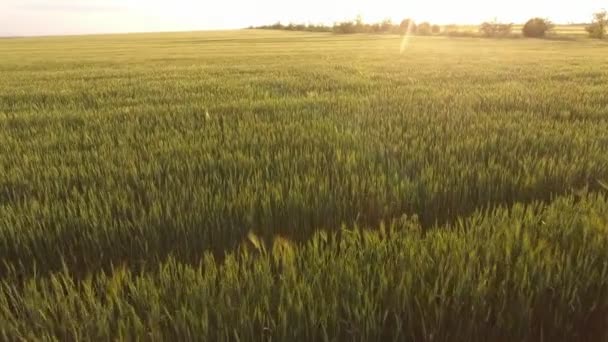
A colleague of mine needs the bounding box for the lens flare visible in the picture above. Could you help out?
[400,20,415,54]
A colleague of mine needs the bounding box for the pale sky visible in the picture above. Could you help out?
[0,0,605,36]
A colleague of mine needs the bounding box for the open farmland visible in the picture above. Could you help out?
[1,30,608,340]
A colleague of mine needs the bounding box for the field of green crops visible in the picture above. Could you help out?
[1,30,608,340]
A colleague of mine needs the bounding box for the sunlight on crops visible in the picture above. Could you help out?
[0,30,607,340]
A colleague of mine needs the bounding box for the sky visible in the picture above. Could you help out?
[0,0,605,36]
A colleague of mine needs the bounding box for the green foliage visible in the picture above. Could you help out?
[1,32,606,278]
[523,18,554,37]
[1,195,608,340]
[0,31,608,339]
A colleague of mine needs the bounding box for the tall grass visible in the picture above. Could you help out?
[2,194,608,340]
[0,31,607,339]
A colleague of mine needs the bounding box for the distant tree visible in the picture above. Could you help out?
[270,22,284,30]
[355,15,364,26]
[312,24,332,32]
[586,10,607,39]
[431,25,441,34]
[354,15,366,33]
[333,21,357,34]
[522,18,554,37]
[480,20,513,37]
[417,22,432,35]
[369,23,382,33]
[380,18,394,33]
[399,19,417,35]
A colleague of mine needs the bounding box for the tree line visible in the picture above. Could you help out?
[253,18,447,36]
[253,10,607,39]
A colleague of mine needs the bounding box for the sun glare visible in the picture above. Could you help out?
[399,20,415,54]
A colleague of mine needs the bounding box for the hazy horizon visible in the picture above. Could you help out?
[0,0,605,37]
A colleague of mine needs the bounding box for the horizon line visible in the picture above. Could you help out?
[0,20,592,39]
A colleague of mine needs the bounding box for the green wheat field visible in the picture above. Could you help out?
[1,30,608,340]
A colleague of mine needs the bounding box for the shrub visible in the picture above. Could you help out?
[480,21,513,37]
[432,25,441,34]
[522,18,554,37]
